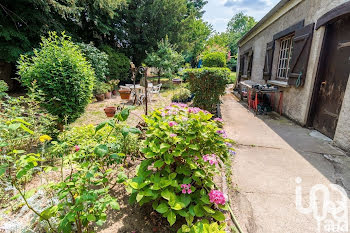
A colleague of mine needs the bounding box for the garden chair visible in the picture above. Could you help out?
[149,84,162,101]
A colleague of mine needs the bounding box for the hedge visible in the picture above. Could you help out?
[202,52,226,68]
[184,68,230,112]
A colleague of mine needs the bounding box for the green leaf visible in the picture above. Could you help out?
[189,144,199,150]
[160,143,171,152]
[154,160,164,168]
[110,200,120,210]
[194,204,204,217]
[95,122,107,133]
[167,210,176,226]
[136,193,144,202]
[121,127,130,137]
[19,124,34,135]
[185,215,194,225]
[116,108,131,121]
[94,144,109,157]
[87,214,96,222]
[171,202,183,210]
[203,205,215,214]
[155,203,169,214]
[161,189,172,201]
[181,224,191,232]
[40,206,58,220]
[129,127,142,134]
[212,210,226,221]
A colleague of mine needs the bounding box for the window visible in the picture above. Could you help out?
[276,35,294,79]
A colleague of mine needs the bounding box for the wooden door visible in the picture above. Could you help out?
[312,16,350,138]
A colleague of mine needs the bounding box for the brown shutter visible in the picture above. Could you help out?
[263,41,274,80]
[247,50,254,78]
[288,23,315,86]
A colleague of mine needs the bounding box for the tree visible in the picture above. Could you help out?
[186,0,208,18]
[226,12,257,55]
[0,0,126,63]
[179,16,212,66]
[145,38,184,83]
[112,0,188,66]
[226,12,257,70]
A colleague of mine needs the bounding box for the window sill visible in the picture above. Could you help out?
[267,80,289,88]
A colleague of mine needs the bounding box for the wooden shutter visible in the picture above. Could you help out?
[247,50,253,78]
[263,41,274,80]
[288,23,315,86]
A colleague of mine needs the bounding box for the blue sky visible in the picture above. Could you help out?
[203,0,280,33]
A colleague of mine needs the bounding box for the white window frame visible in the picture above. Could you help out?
[276,35,294,80]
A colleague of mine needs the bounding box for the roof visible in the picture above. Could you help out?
[238,0,291,45]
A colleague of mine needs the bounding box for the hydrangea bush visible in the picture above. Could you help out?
[128,103,235,228]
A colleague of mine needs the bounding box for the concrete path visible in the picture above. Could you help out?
[221,94,350,233]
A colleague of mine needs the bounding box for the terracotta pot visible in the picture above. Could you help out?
[95,94,105,102]
[104,106,116,117]
[119,89,131,100]
[105,92,112,99]
[112,90,117,95]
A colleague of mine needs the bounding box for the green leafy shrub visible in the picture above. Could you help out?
[145,37,184,81]
[78,42,109,82]
[0,83,58,152]
[171,88,191,103]
[0,80,8,98]
[18,32,95,124]
[93,81,110,95]
[100,45,130,83]
[128,103,235,228]
[202,52,226,68]
[183,68,230,112]
[178,220,227,233]
[0,107,141,232]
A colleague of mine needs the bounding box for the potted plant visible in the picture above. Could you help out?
[109,80,120,95]
[104,82,112,99]
[93,82,106,102]
[104,106,116,117]
[119,89,131,100]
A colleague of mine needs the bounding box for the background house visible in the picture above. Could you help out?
[237,0,350,151]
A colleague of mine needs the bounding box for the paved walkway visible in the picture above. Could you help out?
[221,94,350,233]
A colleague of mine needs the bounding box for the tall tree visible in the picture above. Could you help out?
[114,0,188,65]
[178,15,212,66]
[226,12,257,56]
[186,0,208,18]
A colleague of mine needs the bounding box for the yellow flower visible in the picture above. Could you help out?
[39,135,52,142]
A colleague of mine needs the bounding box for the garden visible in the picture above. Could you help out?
[0,30,240,233]
[0,1,258,232]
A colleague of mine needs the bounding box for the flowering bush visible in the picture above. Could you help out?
[128,103,235,227]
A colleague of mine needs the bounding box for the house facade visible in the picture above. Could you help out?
[237,0,350,151]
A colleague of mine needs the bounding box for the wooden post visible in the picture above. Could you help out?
[144,67,148,115]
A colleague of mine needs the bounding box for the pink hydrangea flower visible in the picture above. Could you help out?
[180,184,192,194]
[214,118,223,122]
[188,107,202,114]
[170,133,177,137]
[202,154,218,165]
[74,145,80,152]
[168,121,178,127]
[209,190,226,205]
